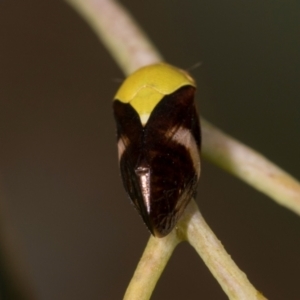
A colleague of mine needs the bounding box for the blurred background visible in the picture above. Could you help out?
[0,0,299,299]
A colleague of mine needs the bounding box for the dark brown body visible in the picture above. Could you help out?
[113,86,201,237]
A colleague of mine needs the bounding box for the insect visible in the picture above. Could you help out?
[113,63,201,237]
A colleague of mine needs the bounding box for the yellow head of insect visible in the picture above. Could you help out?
[114,63,196,125]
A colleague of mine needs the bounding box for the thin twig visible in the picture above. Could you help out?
[125,199,267,300]
[64,0,163,75]
[201,119,300,216]
[124,231,180,300]
[178,200,267,300]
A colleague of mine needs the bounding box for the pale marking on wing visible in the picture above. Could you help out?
[169,127,201,178]
[117,136,129,161]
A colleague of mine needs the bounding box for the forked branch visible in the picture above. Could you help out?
[65,0,300,299]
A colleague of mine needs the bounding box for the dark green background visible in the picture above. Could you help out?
[0,0,299,299]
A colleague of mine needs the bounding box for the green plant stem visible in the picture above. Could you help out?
[64,0,163,75]
[124,231,180,300]
[201,120,300,215]
[179,200,267,300]
[125,199,266,300]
